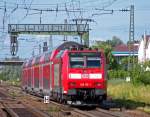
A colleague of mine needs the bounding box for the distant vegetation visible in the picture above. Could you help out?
[92,36,150,85]
[0,66,21,85]
[93,36,150,112]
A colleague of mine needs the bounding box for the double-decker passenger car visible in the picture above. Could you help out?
[22,42,107,105]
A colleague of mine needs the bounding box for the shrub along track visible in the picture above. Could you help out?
[1,83,150,117]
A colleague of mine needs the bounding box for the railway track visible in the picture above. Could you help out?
[21,93,128,117]
[1,84,149,117]
[0,87,50,117]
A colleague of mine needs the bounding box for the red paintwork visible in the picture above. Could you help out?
[22,48,106,96]
[60,50,107,94]
[43,64,50,89]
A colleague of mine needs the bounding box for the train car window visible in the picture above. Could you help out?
[35,56,40,65]
[87,57,101,68]
[70,52,100,57]
[56,50,64,58]
[69,52,101,68]
[70,57,84,68]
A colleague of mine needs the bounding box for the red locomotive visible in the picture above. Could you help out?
[22,42,107,105]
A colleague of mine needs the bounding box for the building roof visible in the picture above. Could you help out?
[113,44,139,52]
[112,43,139,57]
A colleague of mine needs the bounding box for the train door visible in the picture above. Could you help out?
[43,63,50,94]
[39,64,43,90]
[25,69,28,88]
[31,66,34,89]
[34,66,40,90]
[28,68,32,88]
[51,62,54,95]
[50,62,52,93]
[25,68,29,87]
[24,69,28,88]
[53,61,62,99]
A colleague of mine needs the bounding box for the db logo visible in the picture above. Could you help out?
[82,74,89,78]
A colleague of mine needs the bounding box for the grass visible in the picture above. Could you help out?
[108,80,150,113]
[48,106,60,112]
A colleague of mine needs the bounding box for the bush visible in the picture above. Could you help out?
[108,63,150,85]
[140,71,150,85]
[129,64,150,85]
[108,70,128,79]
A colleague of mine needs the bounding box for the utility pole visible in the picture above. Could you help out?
[39,44,41,54]
[3,2,6,32]
[95,6,135,71]
[49,35,53,51]
[128,5,134,70]
[32,49,34,57]
[63,19,68,42]
[40,10,42,24]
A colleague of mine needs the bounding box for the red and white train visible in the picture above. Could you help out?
[21,42,107,105]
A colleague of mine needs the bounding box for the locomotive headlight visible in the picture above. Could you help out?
[95,82,101,86]
[69,73,81,79]
[89,73,102,79]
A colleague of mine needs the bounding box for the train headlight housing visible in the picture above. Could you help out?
[95,82,101,87]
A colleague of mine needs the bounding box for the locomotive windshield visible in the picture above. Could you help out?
[69,52,101,68]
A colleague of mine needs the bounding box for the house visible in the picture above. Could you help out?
[112,43,139,64]
[138,34,150,62]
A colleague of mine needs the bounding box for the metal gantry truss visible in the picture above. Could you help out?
[8,24,89,56]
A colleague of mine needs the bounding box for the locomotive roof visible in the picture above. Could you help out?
[23,41,91,66]
[30,50,52,65]
[55,41,83,50]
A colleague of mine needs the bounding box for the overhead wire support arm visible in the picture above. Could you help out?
[11,4,18,13]
[95,8,130,13]
[22,7,85,12]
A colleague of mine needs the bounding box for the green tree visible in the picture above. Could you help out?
[111,36,123,47]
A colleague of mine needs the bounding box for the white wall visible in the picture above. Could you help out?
[146,41,150,60]
[138,39,145,62]
[138,38,150,63]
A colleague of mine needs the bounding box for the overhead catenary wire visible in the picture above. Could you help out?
[0,0,120,36]
[18,0,34,23]
[0,0,123,56]
[0,0,120,15]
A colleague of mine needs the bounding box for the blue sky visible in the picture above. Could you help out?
[0,0,150,58]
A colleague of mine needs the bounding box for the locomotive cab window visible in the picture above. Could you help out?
[69,52,101,68]
[87,57,101,68]
[70,57,84,68]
